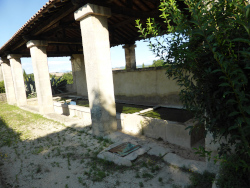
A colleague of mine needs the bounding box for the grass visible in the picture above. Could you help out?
[187,171,215,188]
[0,101,61,146]
[119,106,143,114]
[76,100,89,107]
[141,111,161,119]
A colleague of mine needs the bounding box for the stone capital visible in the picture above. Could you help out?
[7,54,22,60]
[122,44,137,49]
[26,40,48,49]
[74,3,111,21]
[0,57,9,64]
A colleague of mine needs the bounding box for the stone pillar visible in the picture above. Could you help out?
[0,65,3,82]
[26,40,54,114]
[7,54,27,106]
[70,54,88,96]
[123,44,136,70]
[70,56,77,92]
[75,4,117,136]
[0,57,17,105]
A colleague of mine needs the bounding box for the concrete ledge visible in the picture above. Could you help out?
[68,105,90,112]
[74,3,111,21]
[163,153,206,173]
[112,66,165,73]
[0,93,7,102]
[52,102,203,149]
[139,108,153,114]
[27,98,38,105]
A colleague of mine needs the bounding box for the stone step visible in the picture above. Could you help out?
[163,153,206,174]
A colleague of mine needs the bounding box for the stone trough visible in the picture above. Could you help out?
[52,95,205,149]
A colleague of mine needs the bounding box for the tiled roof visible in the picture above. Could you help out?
[0,0,172,58]
[0,0,57,54]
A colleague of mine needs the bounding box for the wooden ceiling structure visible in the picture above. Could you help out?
[0,0,186,58]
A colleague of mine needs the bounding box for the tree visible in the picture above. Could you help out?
[62,72,73,84]
[23,69,28,82]
[136,0,250,183]
[150,59,165,67]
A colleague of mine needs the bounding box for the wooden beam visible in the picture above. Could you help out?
[30,1,76,36]
[127,0,133,8]
[73,0,159,19]
[21,51,83,57]
[111,6,159,19]
[45,37,82,44]
[111,18,135,28]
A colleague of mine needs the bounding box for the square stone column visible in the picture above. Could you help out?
[123,44,137,70]
[7,54,27,106]
[0,65,3,82]
[0,57,17,105]
[71,54,88,96]
[26,40,54,114]
[75,4,117,136]
[70,56,77,92]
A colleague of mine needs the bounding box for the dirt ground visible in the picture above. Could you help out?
[0,104,205,188]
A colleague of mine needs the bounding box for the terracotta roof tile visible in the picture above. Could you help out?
[0,0,57,53]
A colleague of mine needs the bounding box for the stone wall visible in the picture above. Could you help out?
[66,84,76,93]
[113,67,182,106]
[69,67,183,106]
[0,93,7,102]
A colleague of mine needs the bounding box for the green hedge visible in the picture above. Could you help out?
[0,81,5,93]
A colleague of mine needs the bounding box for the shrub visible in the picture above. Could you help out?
[62,72,73,85]
[136,0,250,184]
[50,75,67,95]
[149,59,165,67]
[188,171,215,188]
[0,81,5,93]
[216,155,250,188]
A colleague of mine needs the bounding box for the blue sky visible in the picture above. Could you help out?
[0,0,159,74]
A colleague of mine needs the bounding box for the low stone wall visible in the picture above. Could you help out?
[68,67,183,107]
[53,102,203,149]
[117,113,203,149]
[113,67,182,106]
[53,102,92,126]
[0,93,6,102]
[27,98,42,106]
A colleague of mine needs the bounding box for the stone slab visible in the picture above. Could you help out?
[97,140,149,166]
[163,153,206,173]
[147,143,172,157]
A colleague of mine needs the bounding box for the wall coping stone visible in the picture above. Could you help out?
[112,66,165,74]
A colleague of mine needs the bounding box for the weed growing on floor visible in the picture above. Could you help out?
[0,101,60,144]
[142,172,154,179]
[139,182,144,187]
[158,177,163,182]
[172,185,181,188]
[187,170,215,188]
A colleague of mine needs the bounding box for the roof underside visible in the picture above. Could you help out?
[0,0,187,58]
